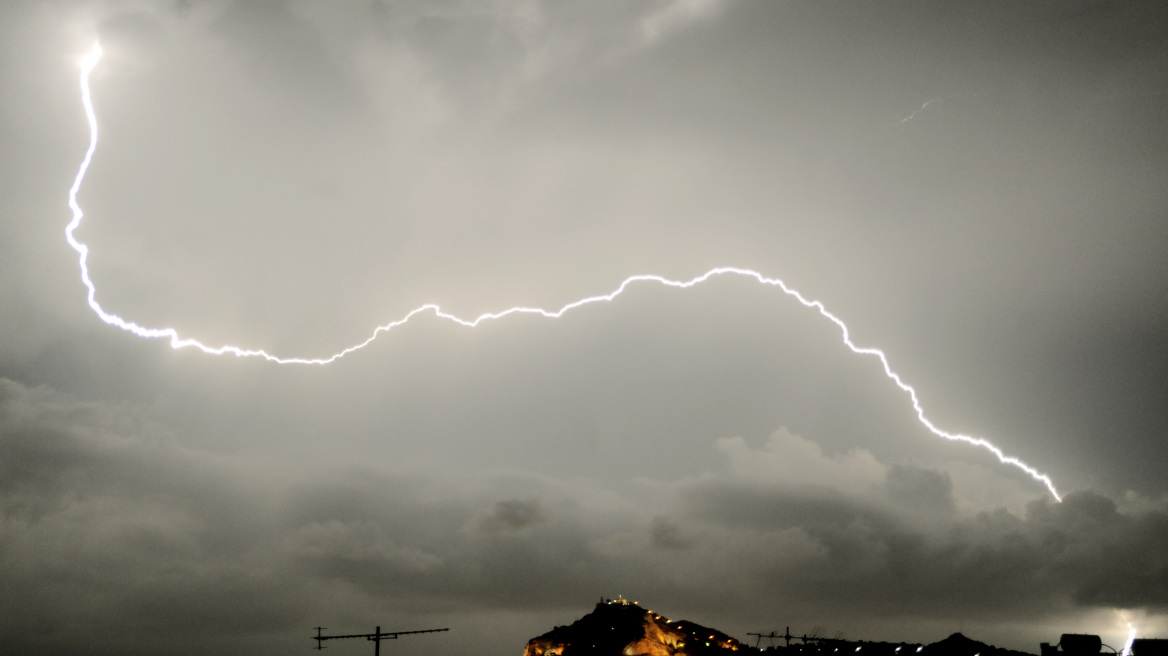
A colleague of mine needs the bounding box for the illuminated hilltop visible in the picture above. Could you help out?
[522,599,1079,656]
[522,599,1164,656]
[524,597,743,656]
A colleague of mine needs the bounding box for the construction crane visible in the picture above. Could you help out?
[748,628,795,649]
[313,625,449,655]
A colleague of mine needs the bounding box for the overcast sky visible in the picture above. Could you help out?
[2,1,1167,655]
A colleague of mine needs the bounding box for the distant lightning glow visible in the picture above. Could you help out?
[67,42,1062,501]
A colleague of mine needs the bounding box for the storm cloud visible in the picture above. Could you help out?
[1,378,1166,654]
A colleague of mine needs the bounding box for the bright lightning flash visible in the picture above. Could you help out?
[1122,622,1137,656]
[66,42,1062,502]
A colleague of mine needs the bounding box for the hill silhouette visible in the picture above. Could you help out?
[525,598,744,656]
[524,600,1039,656]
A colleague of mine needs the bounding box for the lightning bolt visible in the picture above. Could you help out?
[896,98,944,124]
[894,93,975,125]
[66,42,1062,502]
[1122,621,1137,656]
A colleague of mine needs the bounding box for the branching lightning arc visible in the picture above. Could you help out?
[66,42,1063,501]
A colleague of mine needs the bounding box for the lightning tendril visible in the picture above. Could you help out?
[66,42,1062,501]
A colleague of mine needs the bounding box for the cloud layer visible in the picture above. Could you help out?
[1,378,1165,655]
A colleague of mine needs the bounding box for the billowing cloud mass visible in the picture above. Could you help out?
[1,1,1167,655]
[2,378,1166,655]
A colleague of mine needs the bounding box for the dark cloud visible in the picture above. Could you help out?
[1,378,1165,654]
[885,463,956,514]
[482,498,547,531]
[650,515,690,550]
[0,378,301,654]
[675,480,1168,622]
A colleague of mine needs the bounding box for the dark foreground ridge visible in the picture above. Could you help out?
[524,598,1164,656]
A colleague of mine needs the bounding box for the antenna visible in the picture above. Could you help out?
[312,625,449,656]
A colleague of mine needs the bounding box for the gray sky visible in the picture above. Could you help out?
[2,1,1167,655]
